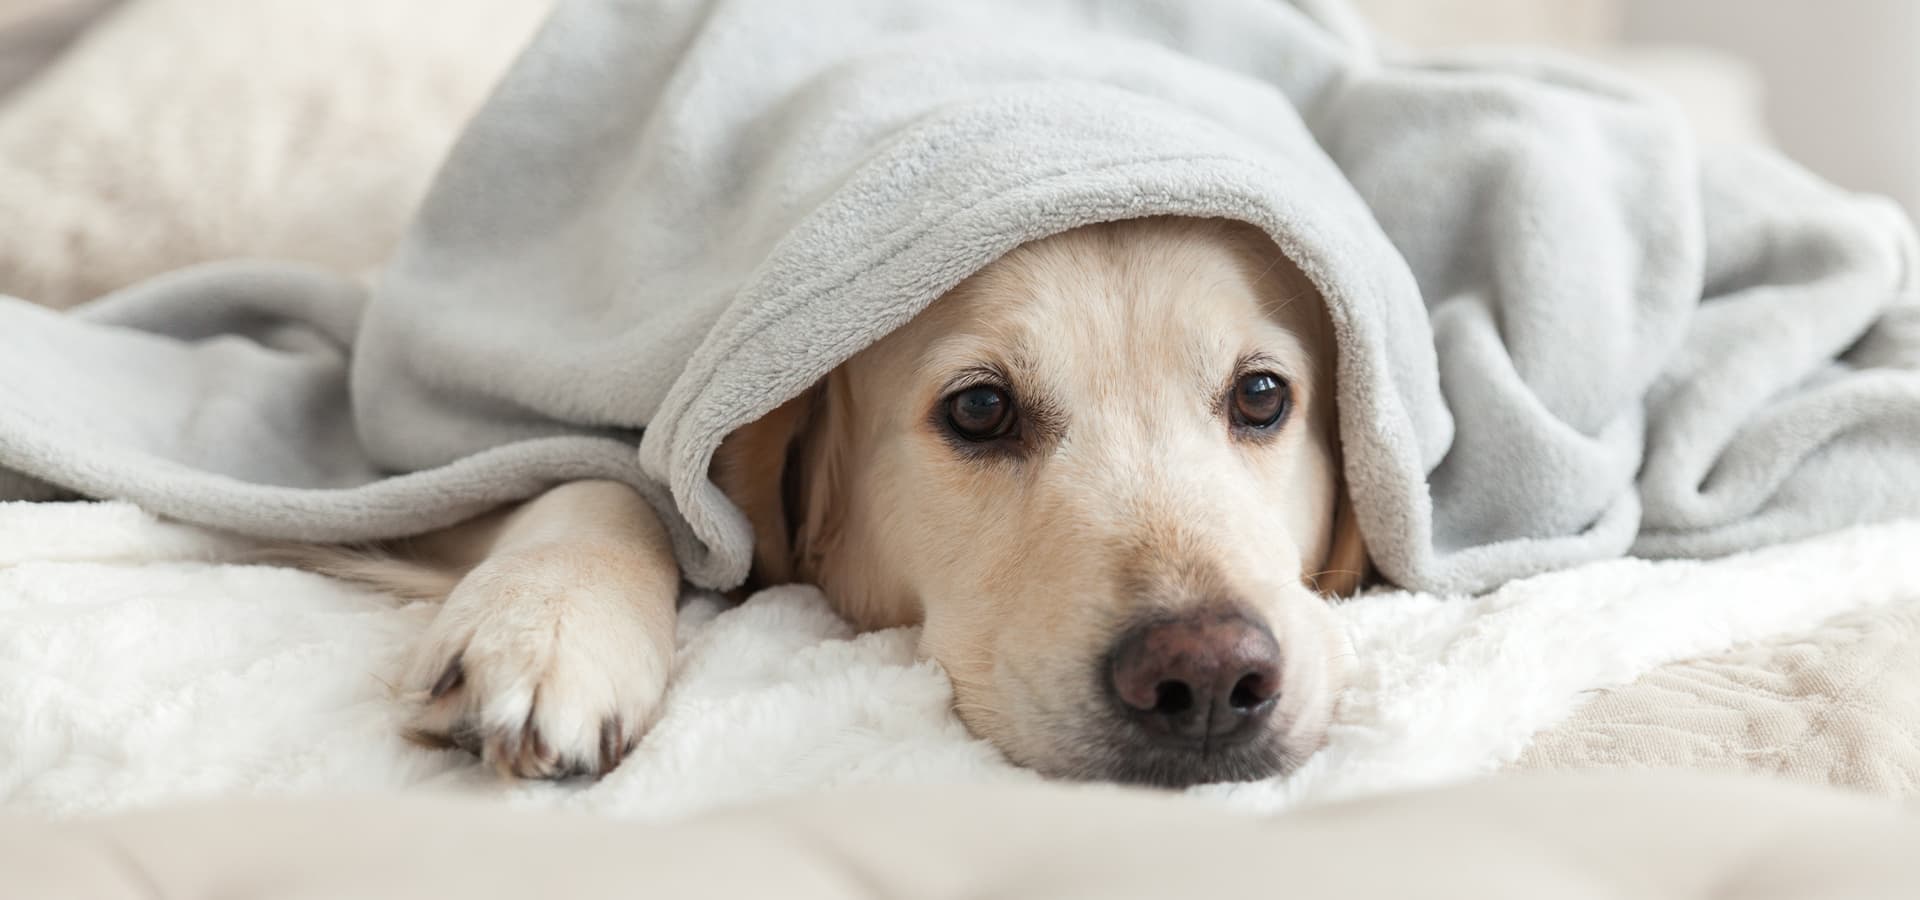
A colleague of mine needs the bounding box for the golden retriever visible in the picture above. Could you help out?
[303,216,1367,787]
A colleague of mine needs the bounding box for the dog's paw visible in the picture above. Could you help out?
[400,543,674,779]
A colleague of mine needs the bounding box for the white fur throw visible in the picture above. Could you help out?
[5,500,1916,819]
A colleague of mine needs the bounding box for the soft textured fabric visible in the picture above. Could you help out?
[9,499,1920,819]
[3,0,1917,594]
[1516,602,1920,796]
[0,0,554,310]
[7,771,1920,900]
[0,0,1770,312]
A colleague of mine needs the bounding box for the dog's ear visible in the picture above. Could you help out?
[712,372,852,589]
[1311,481,1370,598]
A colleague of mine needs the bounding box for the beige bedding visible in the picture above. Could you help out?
[6,771,1920,899]
[1516,602,1920,797]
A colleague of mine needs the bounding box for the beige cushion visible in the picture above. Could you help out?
[4,771,1919,899]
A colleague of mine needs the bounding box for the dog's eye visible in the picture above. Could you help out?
[1231,372,1291,431]
[945,385,1015,442]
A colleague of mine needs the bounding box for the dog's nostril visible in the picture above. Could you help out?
[1152,680,1194,715]
[1228,672,1275,711]
[1108,610,1283,743]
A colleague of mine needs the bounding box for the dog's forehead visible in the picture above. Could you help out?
[998,223,1266,321]
[912,226,1315,386]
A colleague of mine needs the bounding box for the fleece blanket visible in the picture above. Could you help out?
[6,501,1920,817]
[2,0,1917,596]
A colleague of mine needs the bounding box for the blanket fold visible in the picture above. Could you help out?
[3,0,1917,593]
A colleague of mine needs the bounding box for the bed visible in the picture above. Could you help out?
[1,0,1915,830]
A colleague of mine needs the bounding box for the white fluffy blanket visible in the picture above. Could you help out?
[6,500,1917,820]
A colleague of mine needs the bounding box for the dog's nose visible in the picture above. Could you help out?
[1108,611,1281,744]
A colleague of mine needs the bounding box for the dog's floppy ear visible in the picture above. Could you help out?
[711,372,852,590]
[1311,481,1370,598]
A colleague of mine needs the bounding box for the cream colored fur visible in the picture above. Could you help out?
[339,218,1364,784]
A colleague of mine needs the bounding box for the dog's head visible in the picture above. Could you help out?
[718,217,1364,787]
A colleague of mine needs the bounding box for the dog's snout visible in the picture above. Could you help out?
[1108,611,1280,745]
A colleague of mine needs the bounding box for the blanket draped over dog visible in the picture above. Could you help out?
[2,0,1917,594]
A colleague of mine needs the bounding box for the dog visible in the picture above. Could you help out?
[300,215,1368,788]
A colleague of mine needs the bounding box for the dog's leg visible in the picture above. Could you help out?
[402,480,678,779]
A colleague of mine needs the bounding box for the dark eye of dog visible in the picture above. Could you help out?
[1231,371,1291,431]
[946,385,1015,441]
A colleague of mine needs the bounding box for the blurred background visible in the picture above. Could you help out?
[0,0,1913,303]
[1356,0,1919,216]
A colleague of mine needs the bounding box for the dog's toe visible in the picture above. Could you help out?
[398,557,672,780]
[404,656,658,780]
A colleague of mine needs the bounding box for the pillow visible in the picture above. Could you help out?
[0,0,553,309]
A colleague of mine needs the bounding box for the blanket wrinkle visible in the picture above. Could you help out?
[3,0,1919,595]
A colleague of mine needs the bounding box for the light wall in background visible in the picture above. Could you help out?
[1350,0,1618,48]
[1354,0,1918,218]
[1622,0,1920,216]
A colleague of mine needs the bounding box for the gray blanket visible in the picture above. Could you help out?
[3,0,1917,595]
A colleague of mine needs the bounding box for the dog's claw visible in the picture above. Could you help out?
[598,716,624,776]
[429,655,464,699]
[402,727,457,751]
[530,724,554,768]
[404,675,643,781]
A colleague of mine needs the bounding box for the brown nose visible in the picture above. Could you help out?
[1108,611,1281,746]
